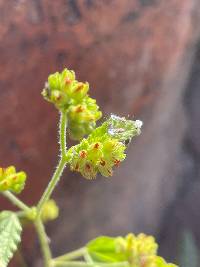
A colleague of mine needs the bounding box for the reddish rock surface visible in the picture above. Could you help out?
[0,0,200,266]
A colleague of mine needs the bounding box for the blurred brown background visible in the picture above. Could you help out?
[0,0,200,266]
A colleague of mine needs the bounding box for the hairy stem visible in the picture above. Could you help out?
[35,111,68,267]
[37,111,67,216]
[60,111,67,157]
[84,251,94,263]
[35,218,52,267]
[54,248,87,262]
[37,158,66,216]
[2,191,30,212]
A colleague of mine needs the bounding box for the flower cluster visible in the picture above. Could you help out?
[42,68,102,140]
[67,96,102,140]
[116,233,158,260]
[0,166,26,194]
[115,233,176,267]
[67,115,142,179]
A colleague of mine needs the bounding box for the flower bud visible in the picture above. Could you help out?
[42,68,89,111]
[0,166,27,194]
[67,96,102,140]
[40,199,59,223]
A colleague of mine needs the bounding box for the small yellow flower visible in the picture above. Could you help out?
[0,166,27,194]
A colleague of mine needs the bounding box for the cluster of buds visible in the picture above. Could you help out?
[67,96,102,140]
[67,115,143,179]
[0,166,27,194]
[42,68,102,140]
[115,234,177,267]
[42,69,88,110]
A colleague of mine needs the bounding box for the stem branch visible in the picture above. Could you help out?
[35,219,52,267]
[37,158,66,216]
[37,112,67,216]
[60,111,67,157]
[35,111,68,266]
[52,261,129,267]
[2,191,30,212]
[54,248,86,262]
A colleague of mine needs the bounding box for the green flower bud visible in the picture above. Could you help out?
[42,68,89,111]
[67,115,142,179]
[26,207,37,221]
[0,166,27,194]
[40,199,59,223]
[67,96,102,140]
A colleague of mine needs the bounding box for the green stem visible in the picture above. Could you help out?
[37,111,67,216]
[84,251,94,263]
[35,218,52,267]
[16,210,27,218]
[52,262,92,267]
[54,248,86,262]
[60,111,67,157]
[35,111,68,266]
[52,261,129,267]
[2,191,30,212]
[37,158,66,216]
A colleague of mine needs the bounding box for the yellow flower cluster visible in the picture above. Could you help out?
[42,68,102,140]
[116,234,177,267]
[0,166,26,194]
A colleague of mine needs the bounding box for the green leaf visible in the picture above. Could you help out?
[179,230,198,267]
[86,236,126,263]
[0,211,22,267]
